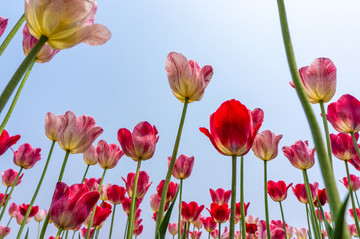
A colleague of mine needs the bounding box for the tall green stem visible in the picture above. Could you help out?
[81,165,90,183]
[123,218,129,239]
[0,35,47,115]
[0,167,23,222]
[345,160,360,235]
[305,204,312,239]
[229,155,237,239]
[156,98,189,235]
[5,217,12,227]
[109,204,116,239]
[218,223,221,239]
[240,156,246,239]
[279,201,287,238]
[0,14,25,56]
[319,101,333,168]
[351,131,360,160]
[0,58,36,135]
[17,140,56,239]
[276,0,343,227]
[263,160,271,239]
[178,179,183,239]
[0,187,9,210]
[85,169,107,239]
[55,227,63,239]
[355,192,360,210]
[127,160,142,239]
[37,222,40,239]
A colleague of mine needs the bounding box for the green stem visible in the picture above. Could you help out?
[0,167,23,222]
[0,35,47,115]
[277,0,343,228]
[319,101,333,169]
[306,204,312,239]
[109,205,116,239]
[240,156,246,239]
[85,168,107,239]
[156,98,189,235]
[178,179,183,239]
[208,232,210,239]
[0,58,36,135]
[65,230,69,239]
[218,223,221,239]
[345,160,360,235]
[351,131,360,159]
[71,231,75,239]
[123,218,129,239]
[6,217,12,227]
[127,160,142,239]
[279,201,287,238]
[17,140,55,239]
[355,192,360,210]
[55,227,63,239]
[229,155,237,239]
[81,165,90,183]
[37,221,40,239]
[264,160,271,239]
[94,228,100,239]
[303,170,321,239]
[0,13,25,56]
[0,187,9,210]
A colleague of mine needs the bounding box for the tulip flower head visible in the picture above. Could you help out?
[189,230,202,239]
[107,185,126,205]
[84,202,112,228]
[282,140,315,170]
[96,140,124,169]
[57,111,103,154]
[8,202,18,217]
[168,222,178,236]
[340,174,360,191]
[252,130,283,161]
[200,99,264,156]
[201,216,217,232]
[45,112,64,142]
[2,169,24,187]
[34,209,46,222]
[330,132,358,161]
[292,182,319,204]
[245,215,259,235]
[168,154,195,180]
[99,183,112,201]
[209,188,231,205]
[84,177,101,191]
[0,225,10,238]
[165,52,213,103]
[295,227,308,239]
[326,94,360,133]
[0,129,20,156]
[156,180,178,202]
[349,224,359,237]
[83,145,98,165]
[207,203,230,224]
[349,208,360,221]
[122,171,152,199]
[314,188,327,207]
[235,202,250,221]
[267,180,293,202]
[19,203,39,218]
[350,155,360,171]
[25,0,111,49]
[117,121,159,161]
[81,227,95,239]
[181,201,204,223]
[133,224,143,236]
[13,143,41,169]
[0,17,8,38]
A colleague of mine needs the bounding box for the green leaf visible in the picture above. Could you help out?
[24,228,29,239]
[334,193,350,239]
[316,197,334,239]
[181,222,188,239]
[158,188,180,239]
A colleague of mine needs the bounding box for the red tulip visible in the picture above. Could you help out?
[96,140,124,169]
[117,121,159,161]
[201,216,217,232]
[168,154,194,180]
[0,194,9,206]
[314,188,327,207]
[133,224,143,236]
[19,203,38,217]
[49,182,100,229]
[189,230,202,239]
[0,129,20,156]
[245,215,258,235]
[84,202,112,228]
[57,111,103,154]
[209,188,231,205]
[181,201,204,223]
[349,208,360,221]
[330,132,358,161]
[0,225,10,238]
[107,185,126,205]
[326,94,360,133]
[84,178,101,191]
[282,140,315,170]
[267,180,292,202]
[292,182,319,204]
[252,130,283,161]
[0,17,8,38]
[13,143,41,169]
[340,174,360,191]
[2,169,24,187]
[81,227,95,239]
[350,155,360,171]
[122,171,152,199]
[235,202,250,220]
[207,203,230,224]
[168,222,178,236]
[83,145,98,166]
[156,180,178,202]
[200,99,264,156]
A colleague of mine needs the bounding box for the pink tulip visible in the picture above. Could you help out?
[168,222,178,236]
[16,212,30,225]
[156,180,178,202]
[282,140,315,170]
[117,121,159,161]
[96,140,124,169]
[210,188,231,205]
[292,182,319,204]
[34,209,46,222]
[122,171,152,199]
[349,224,359,237]
[57,111,103,154]
[330,132,358,161]
[168,154,194,180]
[8,202,18,217]
[150,193,161,213]
[252,130,283,161]
[107,185,126,205]
[2,169,24,187]
[13,143,41,169]
[0,17,8,38]
[83,145,98,165]
[0,225,10,238]
[0,129,20,156]
[340,174,360,191]
[295,227,307,239]
[189,230,202,239]
[84,178,101,191]
[0,194,9,207]
[45,112,63,141]
[349,208,360,221]
[267,180,292,202]
[81,227,95,239]
[165,52,213,103]
[99,183,112,201]
[19,203,38,217]
[133,224,143,236]
[201,216,217,232]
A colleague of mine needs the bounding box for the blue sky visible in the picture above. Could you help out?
[1,0,360,238]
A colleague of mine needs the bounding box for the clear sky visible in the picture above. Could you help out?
[1,0,360,238]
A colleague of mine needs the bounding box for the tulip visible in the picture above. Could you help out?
[168,222,178,236]
[295,227,307,239]
[200,99,264,156]
[201,216,217,232]
[150,193,162,213]
[0,194,9,207]
[207,203,230,224]
[81,227,95,239]
[133,224,143,236]
[209,188,231,205]
[122,171,152,199]
[156,180,178,202]
[2,169,24,187]
[168,154,194,180]
[121,197,132,215]
[13,143,41,169]
[349,224,359,237]
[192,215,203,229]
[99,183,112,201]
[133,218,142,231]
[0,129,20,156]
[330,132,358,161]
[49,182,100,230]
[181,201,204,223]
[0,225,10,238]
[34,209,46,222]
[189,230,202,239]
[211,229,219,239]
[0,17,8,38]
[165,52,213,103]
[84,202,111,228]
[45,112,64,142]
[83,145,98,166]
[16,212,30,225]
[326,94,360,133]
[107,185,126,205]
[25,0,111,49]
[57,111,103,154]
[245,215,259,235]
[252,130,283,161]
[117,121,159,161]
[314,188,327,207]
[291,58,336,104]
[349,208,360,221]
[292,182,319,204]
[22,24,60,63]
[282,140,315,170]
[8,202,18,217]
[97,140,124,169]
[19,203,38,218]
[267,180,292,202]
[340,174,360,191]
[235,202,250,220]
[350,155,360,171]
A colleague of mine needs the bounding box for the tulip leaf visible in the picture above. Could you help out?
[316,196,334,238]
[24,228,29,239]
[334,193,350,239]
[158,187,180,239]
[181,222,188,239]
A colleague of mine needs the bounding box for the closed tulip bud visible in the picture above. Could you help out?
[2,169,24,187]
[25,0,111,49]
[84,178,101,191]
[340,174,360,191]
[107,185,126,205]
[0,17,8,38]
[168,222,178,236]
[150,193,161,213]
[8,202,18,217]
[45,112,63,142]
[201,217,217,232]
[16,212,30,225]
[83,145,98,165]
[207,203,230,224]
[19,203,38,217]
[327,94,360,133]
[267,180,292,202]
[252,130,283,161]
[290,58,336,104]
[349,208,360,221]
[34,209,46,222]
[122,171,152,199]
[330,132,358,161]
[235,202,250,221]
[99,183,111,201]
[13,143,41,169]
[0,129,21,156]
[165,52,213,103]
[156,180,178,202]
[57,111,103,154]
[295,228,308,239]
[22,24,60,63]
[292,182,319,204]
[0,226,10,238]
[209,188,231,205]
[84,202,111,228]
[181,201,204,223]
[282,140,315,170]
[96,140,124,169]
[168,154,194,180]
[117,121,159,161]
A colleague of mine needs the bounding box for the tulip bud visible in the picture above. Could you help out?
[34,209,46,222]
[2,169,24,187]
[282,140,315,170]
[252,130,282,161]
[13,143,41,169]
[8,202,18,217]
[267,180,292,202]
[45,112,63,142]
[122,171,152,199]
[0,17,8,38]
[83,145,98,166]
[168,154,194,180]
